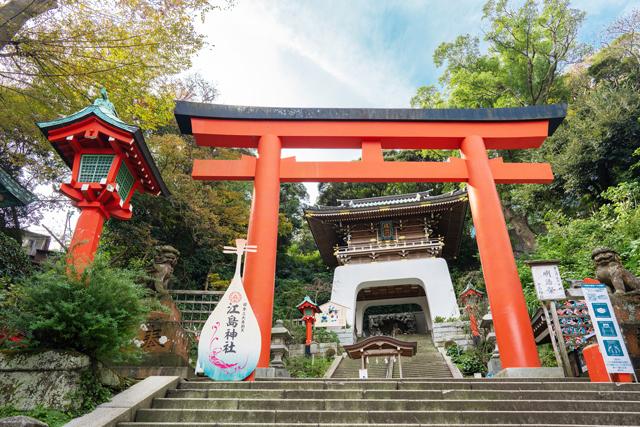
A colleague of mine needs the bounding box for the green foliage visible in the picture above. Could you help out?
[0,232,31,279]
[448,345,488,375]
[102,133,252,289]
[446,343,462,356]
[69,368,118,415]
[6,254,160,361]
[518,182,640,313]
[287,356,333,378]
[434,316,446,323]
[538,343,559,368]
[283,321,340,345]
[427,0,588,109]
[0,405,72,427]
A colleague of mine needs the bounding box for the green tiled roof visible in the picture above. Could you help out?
[0,166,37,207]
[36,89,137,134]
[296,295,318,309]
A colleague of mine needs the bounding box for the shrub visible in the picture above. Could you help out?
[287,356,333,378]
[314,328,340,344]
[446,343,462,357]
[325,348,336,358]
[0,405,72,427]
[0,232,31,279]
[7,254,160,361]
[434,316,446,323]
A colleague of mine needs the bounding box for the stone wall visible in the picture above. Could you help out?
[0,350,123,411]
[432,321,474,350]
[289,342,339,359]
[368,312,417,336]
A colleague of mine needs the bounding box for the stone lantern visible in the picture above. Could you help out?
[270,320,292,377]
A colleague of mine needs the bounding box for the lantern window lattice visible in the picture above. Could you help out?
[78,154,114,182]
[115,163,135,198]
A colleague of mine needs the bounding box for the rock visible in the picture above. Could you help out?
[0,350,90,372]
[0,350,126,411]
[0,415,48,426]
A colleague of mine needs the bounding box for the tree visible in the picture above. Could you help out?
[416,0,589,109]
[101,131,252,289]
[0,0,232,238]
[412,0,591,249]
[0,0,229,198]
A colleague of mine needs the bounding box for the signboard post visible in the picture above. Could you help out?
[581,279,635,378]
[525,260,571,377]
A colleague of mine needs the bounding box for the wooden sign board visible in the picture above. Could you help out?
[315,301,348,328]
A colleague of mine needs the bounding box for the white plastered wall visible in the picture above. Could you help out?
[330,258,460,336]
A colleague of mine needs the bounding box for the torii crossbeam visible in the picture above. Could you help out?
[175,102,567,377]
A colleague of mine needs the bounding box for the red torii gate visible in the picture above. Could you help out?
[174,102,567,375]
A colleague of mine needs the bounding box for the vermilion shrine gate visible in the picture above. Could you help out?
[174,102,567,374]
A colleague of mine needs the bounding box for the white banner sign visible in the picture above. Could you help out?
[198,240,261,381]
[581,281,634,374]
[531,264,566,301]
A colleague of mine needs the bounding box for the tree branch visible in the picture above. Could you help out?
[0,0,58,51]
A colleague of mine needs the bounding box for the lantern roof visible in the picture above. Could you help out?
[460,282,485,298]
[0,166,37,207]
[36,89,170,197]
[296,295,321,313]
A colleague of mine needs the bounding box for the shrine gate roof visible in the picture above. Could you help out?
[174,102,567,135]
[305,189,468,268]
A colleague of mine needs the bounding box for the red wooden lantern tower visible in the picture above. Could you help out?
[296,295,322,356]
[37,90,169,266]
[460,283,485,338]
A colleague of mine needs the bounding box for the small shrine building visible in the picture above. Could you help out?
[305,189,468,342]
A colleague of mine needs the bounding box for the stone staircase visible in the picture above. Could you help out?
[118,378,640,426]
[332,334,453,379]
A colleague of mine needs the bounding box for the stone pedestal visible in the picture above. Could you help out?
[109,299,193,379]
[610,293,640,376]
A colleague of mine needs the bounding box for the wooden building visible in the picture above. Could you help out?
[305,189,468,268]
[304,189,468,342]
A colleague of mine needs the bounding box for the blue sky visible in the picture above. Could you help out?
[194,0,638,110]
[191,0,639,201]
[36,0,640,245]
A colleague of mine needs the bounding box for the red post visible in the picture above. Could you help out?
[460,135,540,368]
[306,322,313,345]
[242,134,282,376]
[68,207,106,269]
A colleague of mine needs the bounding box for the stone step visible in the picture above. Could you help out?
[151,397,640,412]
[176,380,640,392]
[167,390,640,401]
[166,387,640,401]
[131,408,640,425]
[119,424,637,427]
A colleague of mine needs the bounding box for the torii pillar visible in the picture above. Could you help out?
[175,102,567,374]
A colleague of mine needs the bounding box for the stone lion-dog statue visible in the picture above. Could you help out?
[591,246,640,294]
[143,245,180,299]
